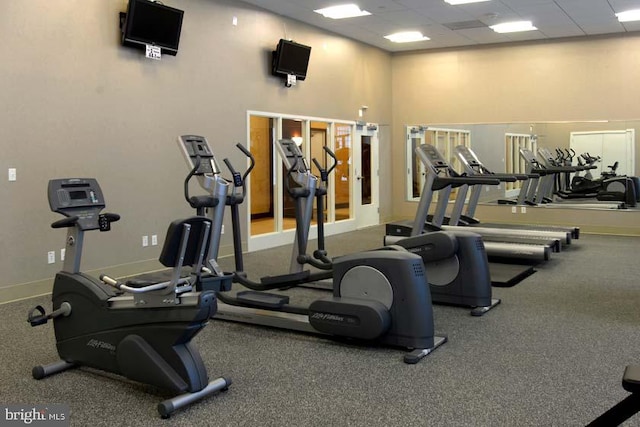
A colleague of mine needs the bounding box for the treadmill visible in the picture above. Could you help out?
[452,145,580,245]
[533,147,627,210]
[387,144,561,262]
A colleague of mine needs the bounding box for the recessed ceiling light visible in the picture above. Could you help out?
[444,0,491,5]
[490,20,537,33]
[384,31,430,43]
[314,4,371,19]
[616,9,640,22]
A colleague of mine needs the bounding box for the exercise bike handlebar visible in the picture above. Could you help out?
[51,216,80,229]
[51,213,120,230]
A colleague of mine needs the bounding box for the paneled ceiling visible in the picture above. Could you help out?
[241,0,640,52]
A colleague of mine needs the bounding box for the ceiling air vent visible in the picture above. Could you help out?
[443,20,488,30]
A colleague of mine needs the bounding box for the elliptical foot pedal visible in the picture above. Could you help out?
[403,335,447,364]
[470,298,501,317]
[260,271,310,286]
[236,291,290,309]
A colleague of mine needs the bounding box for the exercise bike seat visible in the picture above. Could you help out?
[124,279,157,288]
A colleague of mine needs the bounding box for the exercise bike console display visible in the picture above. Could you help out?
[48,178,106,230]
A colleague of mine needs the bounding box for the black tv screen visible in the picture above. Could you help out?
[272,39,312,80]
[122,0,184,56]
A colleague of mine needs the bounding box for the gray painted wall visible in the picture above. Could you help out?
[0,0,391,299]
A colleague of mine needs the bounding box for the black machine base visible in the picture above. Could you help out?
[587,365,640,426]
[488,262,536,287]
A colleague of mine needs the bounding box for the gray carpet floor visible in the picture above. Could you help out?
[1,226,639,426]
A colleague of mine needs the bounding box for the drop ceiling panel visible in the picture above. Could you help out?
[241,0,640,52]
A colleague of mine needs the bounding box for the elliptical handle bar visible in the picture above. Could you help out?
[183,154,202,205]
[222,143,255,198]
[311,146,338,183]
[223,158,238,177]
[323,146,338,175]
[235,143,256,182]
[312,158,324,176]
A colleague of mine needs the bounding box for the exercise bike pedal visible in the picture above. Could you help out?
[27,306,49,326]
[236,291,290,309]
[27,302,72,326]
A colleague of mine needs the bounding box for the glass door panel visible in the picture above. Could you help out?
[249,115,276,236]
[310,121,330,225]
[360,135,372,205]
[334,123,352,221]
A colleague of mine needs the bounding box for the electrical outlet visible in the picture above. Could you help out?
[47,251,55,264]
[142,235,149,247]
[232,16,238,26]
[511,206,517,214]
[221,225,225,234]
[151,234,158,246]
[60,248,65,261]
[521,206,527,214]
[8,168,16,182]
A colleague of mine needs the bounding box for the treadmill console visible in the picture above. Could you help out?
[455,145,480,167]
[48,178,105,230]
[416,144,450,171]
[178,135,221,175]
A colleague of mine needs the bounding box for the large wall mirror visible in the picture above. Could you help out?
[405,121,639,210]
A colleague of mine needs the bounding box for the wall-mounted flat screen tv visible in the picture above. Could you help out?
[272,39,312,80]
[121,0,184,56]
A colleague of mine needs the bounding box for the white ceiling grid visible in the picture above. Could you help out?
[240,0,640,51]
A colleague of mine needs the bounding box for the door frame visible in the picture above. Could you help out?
[246,110,367,252]
[353,123,380,229]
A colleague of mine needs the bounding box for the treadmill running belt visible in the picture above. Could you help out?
[489,262,535,287]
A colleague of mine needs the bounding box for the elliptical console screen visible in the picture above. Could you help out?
[280,139,308,173]
[179,135,220,175]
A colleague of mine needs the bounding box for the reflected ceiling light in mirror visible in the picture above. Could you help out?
[490,20,537,33]
[616,9,640,22]
[444,0,490,5]
[384,31,430,43]
[314,4,371,19]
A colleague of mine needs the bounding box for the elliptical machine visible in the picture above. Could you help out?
[28,178,230,418]
[178,135,332,289]
[178,135,447,364]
